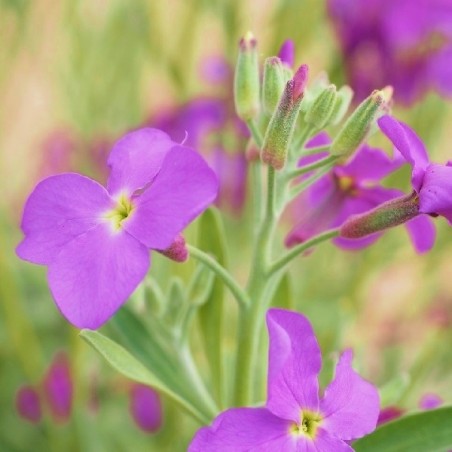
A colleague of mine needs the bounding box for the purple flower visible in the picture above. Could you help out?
[418,393,443,410]
[17,128,218,328]
[328,0,452,104]
[286,133,434,252]
[278,39,295,68]
[377,406,405,426]
[379,115,452,227]
[129,384,162,433]
[189,308,379,451]
[42,352,73,423]
[16,386,42,424]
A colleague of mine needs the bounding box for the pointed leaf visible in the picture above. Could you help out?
[353,406,452,452]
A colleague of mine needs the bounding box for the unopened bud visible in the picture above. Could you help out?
[330,90,385,158]
[304,84,337,129]
[245,137,260,161]
[340,193,419,239]
[157,234,188,262]
[262,57,286,114]
[262,64,309,170]
[277,39,295,68]
[300,71,329,113]
[330,85,354,125]
[234,32,260,121]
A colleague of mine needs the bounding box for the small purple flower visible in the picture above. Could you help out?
[377,406,405,426]
[418,393,443,410]
[17,128,218,328]
[286,133,435,252]
[129,384,162,433]
[278,39,295,68]
[42,352,73,423]
[189,308,379,451]
[16,386,42,424]
[379,115,452,227]
[328,0,452,104]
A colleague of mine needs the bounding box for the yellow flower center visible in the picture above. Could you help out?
[104,194,134,231]
[289,410,322,439]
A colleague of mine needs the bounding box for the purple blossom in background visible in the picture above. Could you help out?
[129,384,162,433]
[42,352,73,423]
[16,386,42,424]
[379,115,452,228]
[418,393,443,410]
[377,406,405,426]
[278,39,295,68]
[151,60,250,216]
[286,133,435,252]
[189,308,379,451]
[328,0,452,104]
[17,128,218,328]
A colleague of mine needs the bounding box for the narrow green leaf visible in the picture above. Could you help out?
[80,329,208,423]
[354,406,452,452]
[196,207,227,407]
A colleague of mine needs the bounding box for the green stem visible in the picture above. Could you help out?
[299,143,331,156]
[290,124,315,159]
[247,119,264,147]
[289,163,334,201]
[268,229,340,275]
[234,166,277,406]
[286,155,338,180]
[188,245,249,307]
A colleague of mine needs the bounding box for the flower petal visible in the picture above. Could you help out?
[124,145,218,250]
[48,225,150,329]
[319,350,379,441]
[310,428,354,451]
[107,128,176,197]
[266,309,322,421]
[17,174,113,265]
[16,386,42,423]
[378,115,429,191]
[340,144,403,182]
[403,215,436,253]
[188,408,291,452]
[419,163,452,223]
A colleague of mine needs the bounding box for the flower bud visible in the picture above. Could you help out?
[129,384,162,433]
[277,39,295,68]
[262,64,309,170]
[330,90,385,158]
[300,71,329,113]
[42,352,73,424]
[330,85,354,125]
[234,32,260,121]
[304,84,337,130]
[340,193,419,239]
[262,57,286,115]
[16,386,42,424]
[157,234,188,262]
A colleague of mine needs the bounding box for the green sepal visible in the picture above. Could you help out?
[196,207,228,407]
[304,84,337,130]
[353,406,452,452]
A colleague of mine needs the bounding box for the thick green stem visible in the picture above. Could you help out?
[234,166,277,405]
[268,229,340,275]
[188,245,250,307]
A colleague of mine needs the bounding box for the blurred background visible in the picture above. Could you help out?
[1,0,452,450]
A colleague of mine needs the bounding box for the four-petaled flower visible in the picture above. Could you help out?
[189,308,380,451]
[17,128,218,329]
[286,133,435,252]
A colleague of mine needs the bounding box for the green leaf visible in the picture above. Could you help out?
[354,406,452,452]
[196,207,228,407]
[80,329,208,423]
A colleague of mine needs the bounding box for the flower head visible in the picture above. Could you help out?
[17,128,218,328]
[379,114,452,225]
[286,133,433,252]
[328,0,452,104]
[189,308,380,451]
